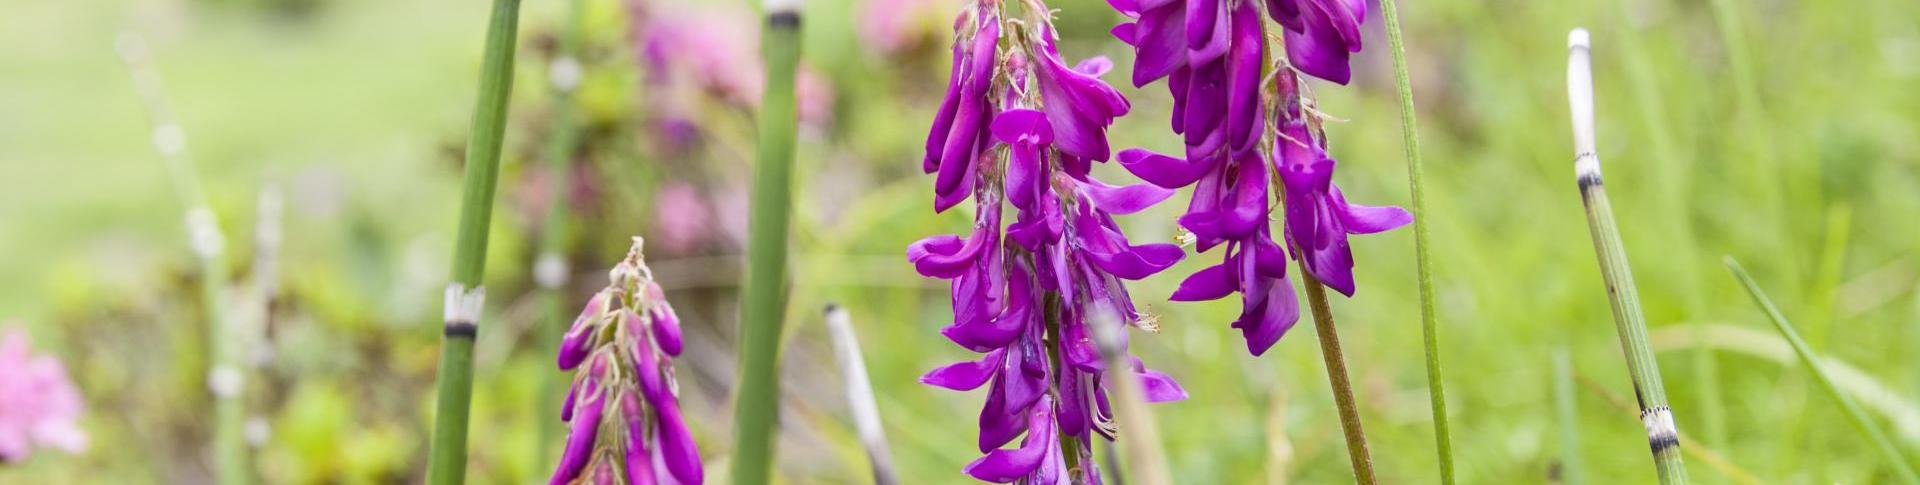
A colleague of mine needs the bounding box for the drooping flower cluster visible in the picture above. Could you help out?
[0,327,88,463]
[551,239,702,485]
[1105,0,1409,356]
[913,1,1187,482]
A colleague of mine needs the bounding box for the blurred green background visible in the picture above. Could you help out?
[3,0,1918,482]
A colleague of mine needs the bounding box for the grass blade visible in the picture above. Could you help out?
[732,1,805,482]
[1725,257,1920,484]
[425,0,523,482]
[1553,349,1583,485]
[1565,28,1689,484]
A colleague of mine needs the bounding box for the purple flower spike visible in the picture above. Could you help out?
[548,239,703,484]
[915,4,1184,482]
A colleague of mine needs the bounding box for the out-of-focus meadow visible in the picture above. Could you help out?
[3,0,1918,482]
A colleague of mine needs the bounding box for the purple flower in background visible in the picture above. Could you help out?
[913,2,1187,482]
[0,326,87,463]
[859,0,952,54]
[1106,0,1406,355]
[550,239,702,485]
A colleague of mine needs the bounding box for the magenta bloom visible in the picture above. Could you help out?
[0,327,87,463]
[1106,0,1406,356]
[914,3,1186,482]
[551,240,702,485]
[1265,0,1367,84]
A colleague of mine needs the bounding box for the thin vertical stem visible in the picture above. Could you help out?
[1553,349,1584,485]
[1373,1,1454,481]
[1087,305,1172,485]
[1298,270,1376,485]
[1565,28,1689,484]
[731,1,803,483]
[426,0,522,482]
[115,32,251,485]
[535,0,587,463]
[1725,258,1920,484]
[823,305,898,485]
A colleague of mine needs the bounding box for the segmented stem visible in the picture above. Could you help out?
[426,0,522,482]
[731,2,804,483]
[1566,28,1689,484]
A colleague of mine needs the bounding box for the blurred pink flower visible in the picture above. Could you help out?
[633,6,834,127]
[859,0,951,53]
[0,327,87,463]
[652,182,712,254]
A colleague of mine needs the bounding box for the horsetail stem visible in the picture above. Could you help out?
[116,32,252,485]
[731,1,804,482]
[1565,28,1689,484]
[425,0,522,481]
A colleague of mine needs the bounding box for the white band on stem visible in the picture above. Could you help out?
[765,0,802,14]
[1642,406,1679,445]
[187,205,224,259]
[208,366,244,398]
[1567,28,1600,179]
[444,283,487,325]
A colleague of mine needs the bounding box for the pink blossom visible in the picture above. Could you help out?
[0,327,87,463]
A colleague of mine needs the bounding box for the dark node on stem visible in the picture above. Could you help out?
[768,11,800,29]
[1649,432,1681,455]
[1574,154,1603,192]
[444,322,478,338]
[823,303,840,314]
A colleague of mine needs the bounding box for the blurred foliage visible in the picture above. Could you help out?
[2,0,1919,483]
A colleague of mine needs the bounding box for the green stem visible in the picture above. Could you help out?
[1565,29,1689,484]
[426,0,522,482]
[115,33,251,485]
[1374,1,1454,482]
[1725,258,1920,485]
[731,4,803,484]
[1299,271,1376,485]
[1554,349,1583,485]
[536,0,586,464]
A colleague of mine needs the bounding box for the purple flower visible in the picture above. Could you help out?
[1265,0,1367,84]
[0,327,87,463]
[1105,0,1406,355]
[1272,72,1411,295]
[913,4,1186,482]
[550,239,703,485]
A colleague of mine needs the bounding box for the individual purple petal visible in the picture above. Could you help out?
[1232,257,1301,356]
[623,392,659,485]
[1282,5,1354,85]
[976,377,1029,452]
[1075,209,1184,279]
[1125,3,1187,87]
[964,397,1056,483]
[1036,31,1130,162]
[558,321,596,371]
[920,349,1005,391]
[906,212,996,279]
[1078,176,1175,215]
[1224,0,1265,155]
[560,379,580,422]
[1055,371,1091,437]
[943,265,1034,352]
[1184,0,1230,64]
[649,305,684,357]
[924,41,964,174]
[654,399,705,484]
[1074,56,1114,77]
[1117,148,1213,189]
[1129,358,1189,402]
[1170,261,1236,301]
[550,379,604,485]
[1334,187,1413,234]
[1180,60,1228,158]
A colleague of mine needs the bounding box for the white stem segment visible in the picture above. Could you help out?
[823,305,897,485]
[1567,28,1597,169]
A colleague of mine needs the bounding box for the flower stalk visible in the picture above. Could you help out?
[1299,270,1375,485]
[1725,257,1920,484]
[731,0,804,482]
[1565,28,1689,484]
[1374,0,1455,481]
[115,32,251,485]
[425,0,523,482]
[823,305,899,485]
